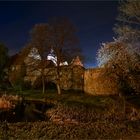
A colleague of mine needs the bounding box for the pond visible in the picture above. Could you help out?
[0,98,54,123]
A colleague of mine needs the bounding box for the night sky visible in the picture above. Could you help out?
[0,1,118,68]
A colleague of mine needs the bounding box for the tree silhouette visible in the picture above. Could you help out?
[0,43,9,88]
[23,24,51,94]
[22,17,82,95]
[114,0,140,42]
[48,17,81,94]
[97,40,140,95]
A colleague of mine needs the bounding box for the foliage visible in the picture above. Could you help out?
[9,63,27,92]
[97,0,140,95]
[114,0,140,42]
[0,43,9,91]
[97,40,140,94]
[0,43,8,82]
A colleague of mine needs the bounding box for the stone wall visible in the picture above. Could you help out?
[9,60,120,95]
[24,65,85,91]
[84,68,119,95]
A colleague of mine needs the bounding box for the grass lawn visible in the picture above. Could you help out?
[10,89,115,106]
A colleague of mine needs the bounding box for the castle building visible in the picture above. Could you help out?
[8,47,119,95]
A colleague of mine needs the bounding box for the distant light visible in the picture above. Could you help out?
[60,61,68,66]
[28,47,41,60]
[47,55,57,66]
[28,47,69,66]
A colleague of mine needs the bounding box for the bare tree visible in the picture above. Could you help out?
[97,40,140,94]
[114,0,140,42]
[21,17,82,95]
[96,40,140,117]
[22,24,51,94]
[48,17,81,94]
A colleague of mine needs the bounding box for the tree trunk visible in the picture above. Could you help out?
[42,78,45,94]
[123,96,126,118]
[56,83,61,95]
[56,73,61,95]
[119,93,126,119]
[56,61,61,95]
[42,70,45,94]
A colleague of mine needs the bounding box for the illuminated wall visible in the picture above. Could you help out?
[84,68,119,95]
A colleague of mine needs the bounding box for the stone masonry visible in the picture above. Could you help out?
[9,53,119,95]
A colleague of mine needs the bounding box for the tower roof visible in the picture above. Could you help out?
[71,56,83,67]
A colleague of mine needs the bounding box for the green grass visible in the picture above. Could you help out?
[10,89,140,110]
[10,89,116,108]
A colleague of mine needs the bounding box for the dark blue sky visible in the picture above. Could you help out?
[0,1,118,68]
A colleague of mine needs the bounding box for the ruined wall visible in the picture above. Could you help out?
[84,68,119,95]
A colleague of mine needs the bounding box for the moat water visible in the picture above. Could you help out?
[0,99,52,122]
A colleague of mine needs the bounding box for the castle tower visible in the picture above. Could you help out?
[71,56,83,67]
[47,49,57,66]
